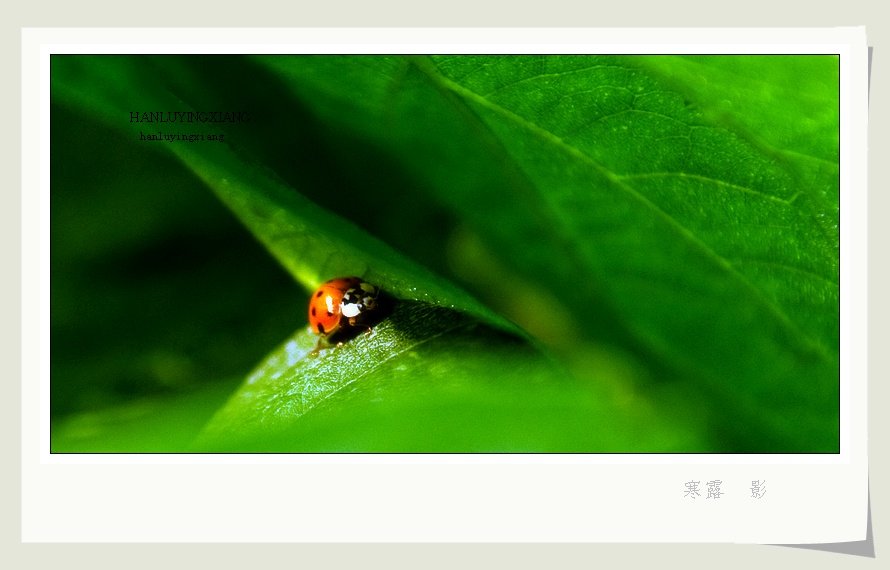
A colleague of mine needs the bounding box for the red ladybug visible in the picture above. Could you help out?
[308,277,381,338]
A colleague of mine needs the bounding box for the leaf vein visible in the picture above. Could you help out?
[428,66,835,360]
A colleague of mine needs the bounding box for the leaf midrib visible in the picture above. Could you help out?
[420,58,836,361]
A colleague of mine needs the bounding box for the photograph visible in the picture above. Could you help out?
[50,54,841,454]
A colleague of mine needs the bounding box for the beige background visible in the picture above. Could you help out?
[6,1,884,567]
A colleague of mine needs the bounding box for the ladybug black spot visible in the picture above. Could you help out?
[317,323,326,335]
[311,307,316,316]
[315,291,323,298]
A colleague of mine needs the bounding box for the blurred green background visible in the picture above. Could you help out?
[51,101,306,450]
[50,55,840,453]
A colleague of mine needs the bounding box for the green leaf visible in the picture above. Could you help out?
[194,301,702,452]
[51,55,839,452]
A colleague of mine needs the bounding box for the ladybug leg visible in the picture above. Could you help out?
[347,316,373,334]
[309,338,325,357]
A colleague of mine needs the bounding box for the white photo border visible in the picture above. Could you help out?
[23,27,868,544]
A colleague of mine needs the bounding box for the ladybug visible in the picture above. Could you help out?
[308,277,381,340]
